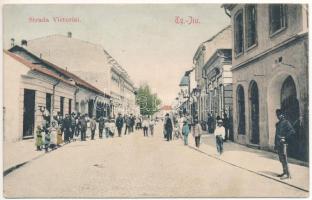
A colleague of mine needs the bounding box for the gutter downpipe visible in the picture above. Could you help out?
[51,80,61,125]
[74,87,79,113]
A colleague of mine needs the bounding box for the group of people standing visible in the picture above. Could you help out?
[162,112,229,155]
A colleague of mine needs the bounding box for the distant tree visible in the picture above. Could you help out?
[135,84,161,116]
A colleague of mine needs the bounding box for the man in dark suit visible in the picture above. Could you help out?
[62,114,72,143]
[115,113,124,137]
[164,113,173,141]
[274,109,295,180]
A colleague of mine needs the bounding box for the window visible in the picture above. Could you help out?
[245,5,257,48]
[237,85,245,135]
[234,10,244,55]
[68,99,72,114]
[60,97,64,117]
[46,93,52,114]
[269,4,287,35]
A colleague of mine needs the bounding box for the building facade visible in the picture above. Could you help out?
[193,26,232,124]
[4,46,108,142]
[26,33,138,118]
[203,49,233,127]
[223,4,308,161]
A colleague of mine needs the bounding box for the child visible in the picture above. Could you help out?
[44,127,51,153]
[35,125,44,151]
[214,119,225,155]
[182,121,190,145]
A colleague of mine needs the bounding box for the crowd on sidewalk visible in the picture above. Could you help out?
[35,110,154,153]
[162,109,296,180]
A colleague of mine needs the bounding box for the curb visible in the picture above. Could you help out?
[187,144,309,193]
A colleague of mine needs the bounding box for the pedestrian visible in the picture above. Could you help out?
[90,117,97,140]
[142,117,149,137]
[80,114,88,141]
[62,114,72,143]
[130,114,135,133]
[115,113,124,137]
[274,109,295,180]
[107,119,116,137]
[48,120,58,150]
[124,115,131,135]
[164,113,173,141]
[207,112,215,134]
[35,125,44,151]
[149,118,156,136]
[223,113,230,141]
[186,113,192,131]
[215,119,225,155]
[44,128,51,153]
[182,121,190,145]
[75,113,81,138]
[192,118,202,148]
[98,116,105,139]
[70,112,76,141]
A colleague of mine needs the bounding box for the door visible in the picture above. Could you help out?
[23,89,36,138]
[250,81,259,144]
[281,76,300,159]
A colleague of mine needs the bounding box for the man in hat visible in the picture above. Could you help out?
[115,113,124,137]
[62,114,72,143]
[164,113,173,141]
[274,109,295,179]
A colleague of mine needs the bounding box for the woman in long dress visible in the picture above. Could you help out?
[49,121,58,150]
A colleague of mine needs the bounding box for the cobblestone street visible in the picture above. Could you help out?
[3,124,308,198]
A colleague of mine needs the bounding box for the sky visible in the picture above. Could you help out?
[3,4,230,105]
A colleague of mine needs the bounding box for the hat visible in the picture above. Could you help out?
[217,119,223,123]
[165,113,169,116]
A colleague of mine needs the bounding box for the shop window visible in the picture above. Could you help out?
[245,5,257,48]
[269,4,287,36]
[234,10,244,55]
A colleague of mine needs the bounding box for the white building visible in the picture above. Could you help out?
[4,45,108,142]
[26,32,138,117]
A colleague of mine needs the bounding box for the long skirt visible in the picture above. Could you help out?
[56,129,63,145]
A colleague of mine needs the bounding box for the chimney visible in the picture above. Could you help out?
[21,39,27,47]
[10,38,15,47]
[67,32,72,38]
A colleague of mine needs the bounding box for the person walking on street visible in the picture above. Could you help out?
[124,115,131,135]
[274,109,295,180]
[142,117,149,137]
[63,114,72,144]
[80,114,88,141]
[90,117,97,140]
[192,118,202,148]
[116,113,124,137]
[149,118,156,136]
[223,113,230,141]
[130,114,135,133]
[215,119,225,155]
[182,121,190,145]
[186,113,192,131]
[35,125,44,151]
[207,112,215,134]
[164,113,173,141]
[48,120,58,150]
[70,113,76,141]
[98,116,105,139]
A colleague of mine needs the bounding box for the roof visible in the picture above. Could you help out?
[179,74,190,87]
[27,34,135,89]
[7,46,109,97]
[4,50,74,86]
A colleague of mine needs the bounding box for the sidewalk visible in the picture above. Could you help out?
[187,134,309,192]
[3,139,45,175]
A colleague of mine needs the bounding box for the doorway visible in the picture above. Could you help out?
[249,81,259,144]
[23,89,36,138]
[281,76,300,159]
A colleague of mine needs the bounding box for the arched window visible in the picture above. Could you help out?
[237,85,245,134]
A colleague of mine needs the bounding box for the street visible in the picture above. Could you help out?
[3,124,308,198]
